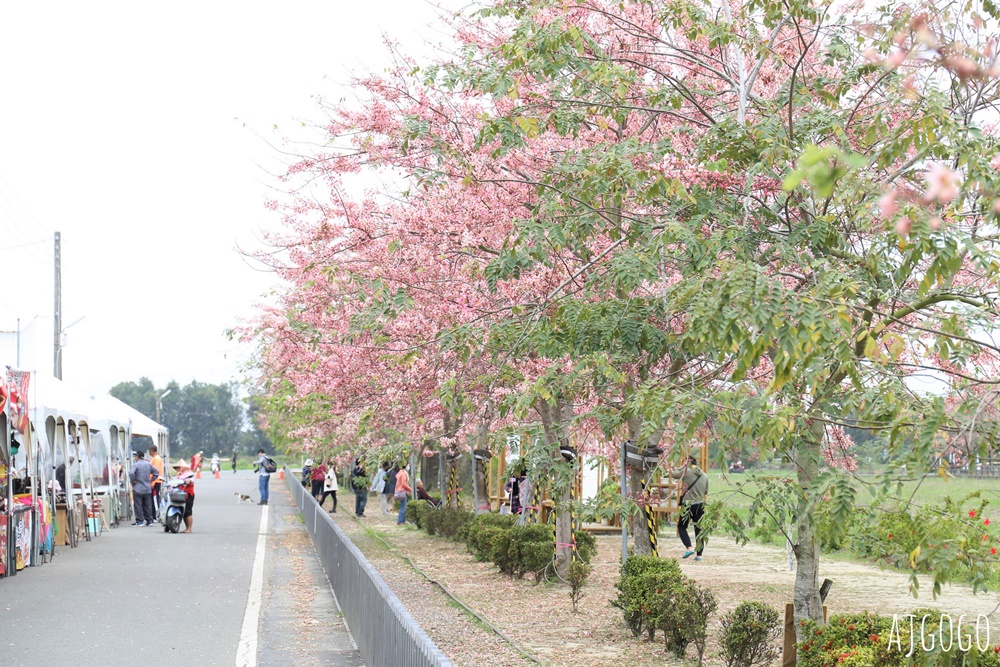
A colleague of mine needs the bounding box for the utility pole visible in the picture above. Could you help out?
[53,231,62,380]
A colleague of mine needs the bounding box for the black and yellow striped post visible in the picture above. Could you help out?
[448,465,459,508]
[641,478,658,557]
[529,478,541,525]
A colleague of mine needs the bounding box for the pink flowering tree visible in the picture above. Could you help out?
[431,0,1000,624]
[245,0,1000,611]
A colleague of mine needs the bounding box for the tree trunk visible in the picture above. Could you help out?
[474,456,489,512]
[792,427,825,626]
[536,395,575,580]
[626,415,663,557]
[474,404,492,513]
[629,466,652,556]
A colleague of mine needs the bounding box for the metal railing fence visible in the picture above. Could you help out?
[286,470,452,667]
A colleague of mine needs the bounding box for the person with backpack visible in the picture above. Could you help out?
[351,459,368,517]
[669,454,709,560]
[254,449,277,506]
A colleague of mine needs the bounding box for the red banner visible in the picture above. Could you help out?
[6,368,29,434]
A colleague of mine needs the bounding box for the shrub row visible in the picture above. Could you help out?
[405,501,596,582]
[797,610,1000,667]
[613,556,782,667]
[611,555,719,665]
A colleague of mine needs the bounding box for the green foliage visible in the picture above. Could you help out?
[406,499,432,530]
[573,529,596,564]
[423,507,472,540]
[848,493,1000,596]
[462,512,516,561]
[719,601,782,667]
[567,559,591,612]
[110,377,268,458]
[611,555,684,638]
[660,578,717,665]
[797,611,1000,667]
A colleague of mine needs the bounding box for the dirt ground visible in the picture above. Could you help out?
[330,504,1000,667]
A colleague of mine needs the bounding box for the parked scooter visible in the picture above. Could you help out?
[162,479,187,533]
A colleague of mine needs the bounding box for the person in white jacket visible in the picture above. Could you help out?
[371,462,388,513]
[319,462,338,513]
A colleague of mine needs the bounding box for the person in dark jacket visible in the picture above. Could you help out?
[301,459,313,488]
[382,465,398,514]
[55,456,75,494]
[351,460,368,517]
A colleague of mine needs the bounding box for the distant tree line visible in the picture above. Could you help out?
[109,377,272,459]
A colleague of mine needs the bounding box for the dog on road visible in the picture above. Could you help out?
[235,493,254,504]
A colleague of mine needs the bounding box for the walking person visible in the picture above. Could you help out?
[382,464,398,515]
[254,449,274,505]
[394,462,412,525]
[301,458,313,488]
[670,455,709,560]
[371,462,388,513]
[311,460,327,500]
[320,462,338,513]
[129,451,156,526]
[351,459,368,517]
[172,459,196,533]
[148,445,164,520]
[211,453,220,475]
[231,451,237,474]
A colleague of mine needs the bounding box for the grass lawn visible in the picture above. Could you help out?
[707,469,1000,519]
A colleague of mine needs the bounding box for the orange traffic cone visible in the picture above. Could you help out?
[214,470,220,479]
[278,468,285,480]
[196,470,202,479]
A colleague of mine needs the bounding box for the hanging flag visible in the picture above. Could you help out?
[6,367,30,434]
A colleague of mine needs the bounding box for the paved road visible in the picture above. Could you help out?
[0,470,363,667]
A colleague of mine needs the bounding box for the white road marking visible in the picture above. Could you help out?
[236,505,269,667]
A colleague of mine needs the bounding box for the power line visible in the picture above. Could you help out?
[0,171,52,263]
[0,237,49,253]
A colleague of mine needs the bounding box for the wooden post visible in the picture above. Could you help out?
[782,604,796,667]
[782,603,827,667]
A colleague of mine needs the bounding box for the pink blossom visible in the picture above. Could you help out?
[924,164,961,204]
[863,48,882,64]
[887,49,907,68]
[991,155,1000,171]
[896,216,912,236]
[945,54,979,80]
[878,189,898,218]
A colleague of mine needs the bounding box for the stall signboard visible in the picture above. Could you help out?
[5,368,29,435]
[13,505,31,570]
[0,515,7,577]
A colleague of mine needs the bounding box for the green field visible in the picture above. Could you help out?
[708,469,1000,520]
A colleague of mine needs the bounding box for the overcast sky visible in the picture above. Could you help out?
[0,1,464,398]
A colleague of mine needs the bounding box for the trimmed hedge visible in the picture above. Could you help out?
[612,555,684,638]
